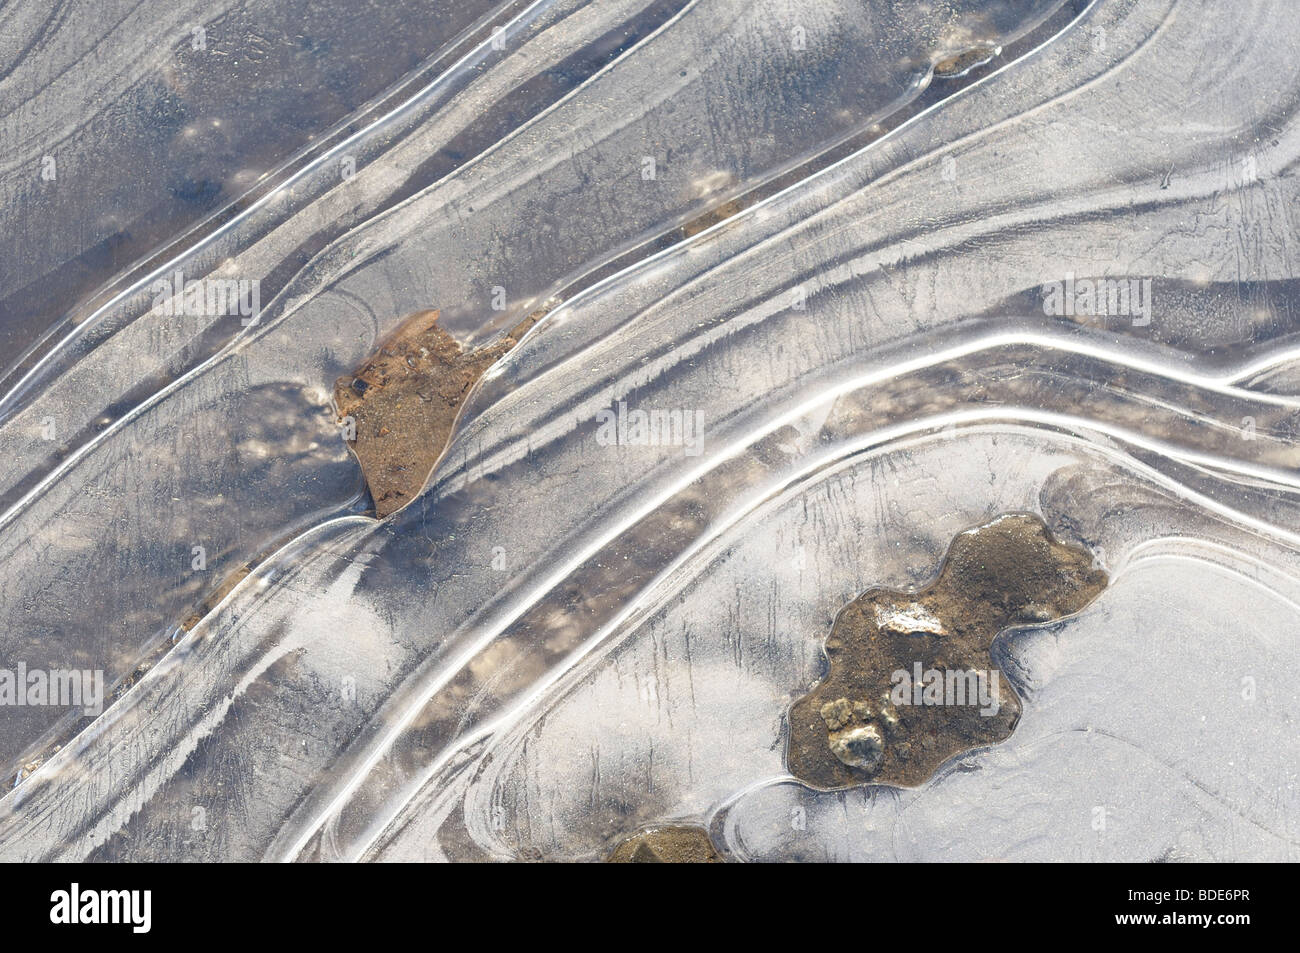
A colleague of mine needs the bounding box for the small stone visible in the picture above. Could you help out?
[15,758,43,786]
[819,697,853,731]
[873,601,946,636]
[878,699,901,732]
[829,725,884,772]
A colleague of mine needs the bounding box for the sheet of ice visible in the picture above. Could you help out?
[0,0,1074,780]
[370,448,1300,861]
[0,0,510,362]
[0,0,1298,863]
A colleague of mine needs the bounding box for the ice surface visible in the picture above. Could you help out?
[0,0,1297,862]
[0,0,1077,783]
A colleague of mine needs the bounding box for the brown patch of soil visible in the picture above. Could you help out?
[933,46,1000,78]
[180,564,252,632]
[787,513,1107,789]
[681,198,743,238]
[333,309,542,516]
[607,825,723,863]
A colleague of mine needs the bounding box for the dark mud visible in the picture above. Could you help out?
[333,309,541,517]
[607,825,723,863]
[787,513,1107,789]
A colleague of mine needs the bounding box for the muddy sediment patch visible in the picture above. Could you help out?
[607,825,722,863]
[333,308,542,517]
[787,513,1107,789]
[180,564,252,632]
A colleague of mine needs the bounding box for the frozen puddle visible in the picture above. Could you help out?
[0,0,1298,862]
